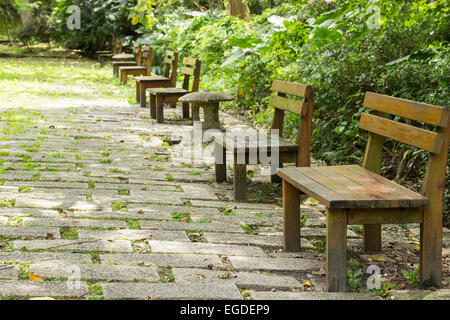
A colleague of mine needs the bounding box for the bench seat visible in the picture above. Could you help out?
[215,131,299,153]
[277,165,428,209]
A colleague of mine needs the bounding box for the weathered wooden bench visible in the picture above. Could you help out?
[96,38,117,56]
[148,57,201,123]
[214,80,314,201]
[119,46,152,85]
[277,92,449,292]
[112,43,142,78]
[135,50,178,107]
[98,39,122,67]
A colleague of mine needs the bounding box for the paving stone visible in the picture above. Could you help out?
[0,280,88,298]
[0,266,19,279]
[229,256,324,273]
[77,229,190,242]
[72,210,170,220]
[0,227,61,239]
[0,217,8,226]
[203,232,315,249]
[15,197,102,211]
[189,200,282,211]
[149,240,266,257]
[141,220,244,233]
[102,282,243,300]
[6,181,88,189]
[30,260,160,282]
[251,291,380,300]
[257,227,358,239]
[0,208,59,218]
[0,252,92,264]
[22,217,127,228]
[390,289,450,300]
[172,268,301,290]
[100,253,223,268]
[13,240,133,253]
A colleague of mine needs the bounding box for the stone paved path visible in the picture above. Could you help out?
[0,56,448,300]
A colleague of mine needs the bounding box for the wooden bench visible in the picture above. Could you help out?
[112,43,142,78]
[98,39,122,67]
[119,46,152,85]
[214,80,314,201]
[277,92,450,292]
[135,50,178,107]
[148,57,201,123]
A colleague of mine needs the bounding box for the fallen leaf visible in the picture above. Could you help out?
[46,233,54,240]
[303,197,318,206]
[303,280,314,287]
[196,273,206,280]
[137,209,144,214]
[30,272,43,282]
[312,268,326,276]
[368,255,386,262]
[218,271,236,279]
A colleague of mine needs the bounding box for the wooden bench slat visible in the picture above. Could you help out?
[277,166,428,209]
[337,165,428,203]
[277,167,348,208]
[271,80,309,97]
[315,166,395,201]
[269,95,306,116]
[301,167,386,203]
[183,57,197,66]
[165,50,176,57]
[181,66,195,76]
[347,207,423,225]
[364,92,449,127]
[359,113,443,153]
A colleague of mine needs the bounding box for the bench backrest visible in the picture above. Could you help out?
[140,46,153,75]
[269,80,314,167]
[163,50,179,87]
[133,43,142,66]
[360,92,449,224]
[180,57,201,92]
[113,39,122,54]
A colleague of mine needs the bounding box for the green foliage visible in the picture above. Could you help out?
[401,267,420,287]
[51,0,138,57]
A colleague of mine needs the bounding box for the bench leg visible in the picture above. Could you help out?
[283,180,301,252]
[113,65,117,78]
[233,155,247,201]
[182,102,190,119]
[420,220,442,288]
[150,94,156,119]
[136,83,140,103]
[326,208,348,292]
[122,72,128,85]
[155,95,164,124]
[140,85,148,109]
[363,224,381,253]
[215,142,227,182]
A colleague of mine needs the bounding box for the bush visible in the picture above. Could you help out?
[51,0,138,57]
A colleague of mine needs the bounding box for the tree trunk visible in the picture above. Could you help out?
[1,11,13,45]
[227,0,250,21]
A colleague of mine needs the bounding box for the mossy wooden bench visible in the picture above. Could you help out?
[119,46,152,85]
[214,80,314,201]
[135,50,178,107]
[148,57,201,123]
[277,92,450,292]
[112,43,142,78]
